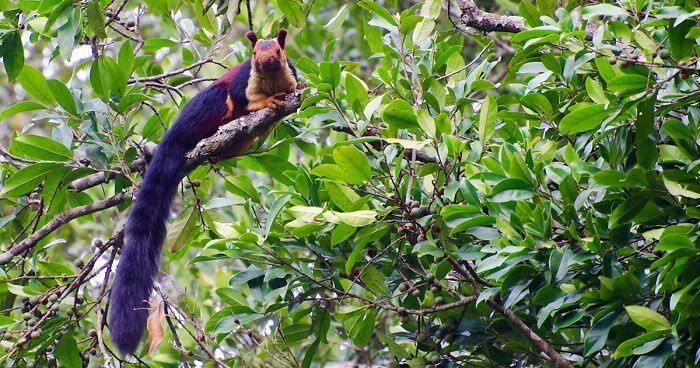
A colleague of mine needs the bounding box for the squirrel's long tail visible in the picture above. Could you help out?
[108,132,188,354]
[107,84,229,354]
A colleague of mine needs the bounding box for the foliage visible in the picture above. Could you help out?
[1,0,700,367]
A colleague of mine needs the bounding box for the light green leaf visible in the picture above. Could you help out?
[357,0,397,26]
[416,109,436,138]
[326,210,377,227]
[16,65,55,105]
[47,80,78,115]
[278,0,306,27]
[325,4,349,32]
[12,134,73,161]
[585,77,609,104]
[86,0,107,38]
[225,175,260,202]
[0,163,63,198]
[559,104,610,134]
[608,74,650,91]
[0,101,46,121]
[625,305,671,331]
[614,331,667,359]
[479,94,497,146]
[382,99,418,130]
[333,145,372,183]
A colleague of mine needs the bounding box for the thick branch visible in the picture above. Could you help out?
[0,191,132,264]
[458,0,525,33]
[184,90,302,170]
[2,92,302,264]
[448,259,573,368]
[487,300,574,368]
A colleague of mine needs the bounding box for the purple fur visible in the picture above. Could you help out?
[109,85,228,354]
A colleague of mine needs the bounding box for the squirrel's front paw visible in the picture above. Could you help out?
[264,93,286,108]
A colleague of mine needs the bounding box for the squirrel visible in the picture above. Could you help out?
[108,29,297,354]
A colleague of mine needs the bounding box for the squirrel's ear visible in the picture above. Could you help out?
[277,28,287,49]
[246,30,258,47]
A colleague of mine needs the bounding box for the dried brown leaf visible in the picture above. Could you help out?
[146,298,165,354]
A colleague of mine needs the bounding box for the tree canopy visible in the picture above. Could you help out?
[1,0,700,367]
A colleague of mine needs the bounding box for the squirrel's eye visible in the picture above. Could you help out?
[253,51,256,55]
[276,49,281,55]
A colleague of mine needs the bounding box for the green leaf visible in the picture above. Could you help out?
[449,216,496,234]
[412,19,435,44]
[511,26,560,42]
[16,65,55,105]
[584,311,619,356]
[47,80,77,115]
[345,242,367,275]
[489,178,533,202]
[361,265,386,295]
[325,4,349,32]
[277,0,306,28]
[326,210,377,227]
[479,94,497,146]
[324,182,363,212]
[118,41,135,76]
[413,242,444,257]
[609,194,649,228]
[382,99,418,130]
[357,0,397,26]
[55,333,81,368]
[0,101,46,121]
[331,222,356,245]
[12,134,73,161]
[625,305,671,331]
[520,93,552,119]
[312,164,364,185]
[559,104,610,134]
[345,72,368,106]
[319,60,341,90]
[278,0,306,27]
[416,109,436,138]
[165,207,198,252]
[614,331,668,359]
[0,163,63,198]
[595,56,619,83]
[302,338,321,368]
[582,4,627,18]
[585,77,609,104]
[90,58,110,102]
[86,0,107,38]
[2,32,24,81]
[142,38,178,52]
[669,20,694,60]
[607,74,650,91]
[265,194,291,237]
[333,145,371,183]
[225,175,260,202]
[349,309,376,345]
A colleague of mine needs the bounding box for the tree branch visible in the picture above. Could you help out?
[457,0,525,33]
[2,91,303,264]
[183,90,302,170]
[487,299,574,368]
[127,57,214,84]
[68,142,157,192]
[0,191,132,264]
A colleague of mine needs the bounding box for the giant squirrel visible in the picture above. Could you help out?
[109,29,298,354]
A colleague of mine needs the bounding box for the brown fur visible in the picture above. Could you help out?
[245,29,297,111]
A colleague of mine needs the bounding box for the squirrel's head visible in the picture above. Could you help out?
[246,29,288,73]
